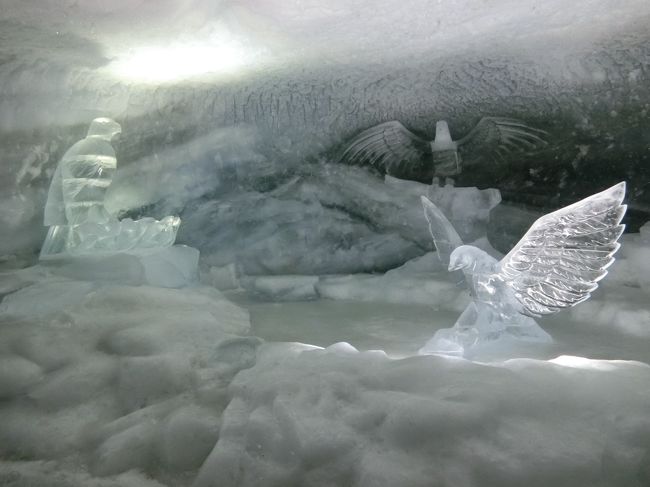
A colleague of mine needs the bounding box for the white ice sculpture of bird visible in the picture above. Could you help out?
[341,117,546,184]
[419,182,627,356]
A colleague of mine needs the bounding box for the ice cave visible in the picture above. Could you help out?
[1,1,650,486]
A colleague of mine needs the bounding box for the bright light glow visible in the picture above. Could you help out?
[548,355,647,371]
[110,44,248,83]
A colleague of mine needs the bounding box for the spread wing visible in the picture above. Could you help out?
[498,182,626,316]
[420,196,464,266]
[456,117,547,160]
[341,121,432,179]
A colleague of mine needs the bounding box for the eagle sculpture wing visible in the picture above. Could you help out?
[341,121,432,179]
[456,117,547,161]
[420,195,464,267]
[497,182,626,316]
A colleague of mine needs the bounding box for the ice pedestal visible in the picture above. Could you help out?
[419,301,553,357]
[40,216,181,259]
[39,245,199,288]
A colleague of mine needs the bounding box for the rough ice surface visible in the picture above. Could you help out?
[193,342,650,487]
[41,118,181,258]
[419,183,626,356]
[3,237,650,486]
[1,228,650,485]
[0,273,252,485]
[183,166,500,275]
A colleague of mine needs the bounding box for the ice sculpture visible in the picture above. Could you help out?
[40,118,180,258]
[341,117,546,182]
[419,182,627,356]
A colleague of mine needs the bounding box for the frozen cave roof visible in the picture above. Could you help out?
[1,0,649,84]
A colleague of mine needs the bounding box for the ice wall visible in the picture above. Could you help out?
[0,0,649,263]
[180,168,500,275]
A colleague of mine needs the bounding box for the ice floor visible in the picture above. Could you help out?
[232,294,445,358]
[236,294,650,364]
[1,243,650,486]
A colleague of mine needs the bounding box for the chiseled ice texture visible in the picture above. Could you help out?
[182,164,501,275]
[341,117,547,182]
[419,182,627,356]
[193,342,650,487]
[61,216,181,253]
[41,118,181,258]
[44,118,121,227]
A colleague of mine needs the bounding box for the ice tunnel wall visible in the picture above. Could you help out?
[0,0,649,266]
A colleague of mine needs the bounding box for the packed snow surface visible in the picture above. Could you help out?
[195,343,650,487]
[1,231,650,486]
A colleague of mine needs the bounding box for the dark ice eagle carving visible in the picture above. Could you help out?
[340,118,546,182]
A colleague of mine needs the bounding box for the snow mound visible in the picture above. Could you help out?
[1,231,650,486]
[195,342,650,487]
[0,267,253,484]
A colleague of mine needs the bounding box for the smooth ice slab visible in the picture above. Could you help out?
[38,245,200,289]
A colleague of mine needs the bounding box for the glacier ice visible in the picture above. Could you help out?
[40,118,181,258]
[419,182,627,356]
[182,165,501,275]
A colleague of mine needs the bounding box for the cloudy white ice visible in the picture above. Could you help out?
[2,224,650,486]
[1,0,650,486]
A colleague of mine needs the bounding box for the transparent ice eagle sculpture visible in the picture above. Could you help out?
[341,118,546,183]
[419,182,627,356]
